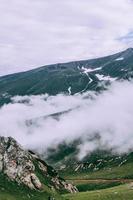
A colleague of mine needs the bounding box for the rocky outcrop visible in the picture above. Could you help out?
[52,177,78,193]
[0,136,78,193]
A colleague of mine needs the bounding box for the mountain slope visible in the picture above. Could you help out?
[0,136,77,200]
[64,184,133,200]
[1,49,133,199]
[0,48,133,105]
[45,142,133,176]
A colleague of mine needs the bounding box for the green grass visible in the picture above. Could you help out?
[1,158,133,200]
[62,162,133,180]
[0,173,63,200]
[61,162,133,198]
[70,180,122,192]
[63,184,133,200]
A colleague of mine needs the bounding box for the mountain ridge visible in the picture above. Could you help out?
[0,48,133,106]
[1,48,133,78]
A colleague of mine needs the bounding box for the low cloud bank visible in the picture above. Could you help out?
[0,81,133,159]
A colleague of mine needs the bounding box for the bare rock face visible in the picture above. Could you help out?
[0,136,78,193]
[52,177,78,193]
[0,137,42,190]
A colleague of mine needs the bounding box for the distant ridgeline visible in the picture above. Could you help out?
[44,139,133,177]
[0,48,133,105]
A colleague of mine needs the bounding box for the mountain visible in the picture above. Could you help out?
[1,48,133,175]
[0,136,77,200]
[1,48,133,199]
[44,140,133,175]
[0,48,133,105]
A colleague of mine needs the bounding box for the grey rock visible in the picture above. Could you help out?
[0,136,77,193]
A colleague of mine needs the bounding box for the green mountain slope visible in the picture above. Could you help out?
[0,48,133,105]
[0,173,63,200]
[64,184,133,200]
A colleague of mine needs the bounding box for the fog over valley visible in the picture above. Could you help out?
[0,80,133,159]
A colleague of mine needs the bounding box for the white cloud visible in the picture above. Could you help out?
[1,81,133,159]
[0,0,133,75]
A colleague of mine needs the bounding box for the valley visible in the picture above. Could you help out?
[64,184,133,200]
[1,0,133,199]
[1,49,133,199]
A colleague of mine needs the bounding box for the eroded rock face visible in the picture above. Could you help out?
[0,136,77,193]
[0,137,41,190]
[52,177,78,193]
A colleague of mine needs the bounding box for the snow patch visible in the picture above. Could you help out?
[68,86,72,95]
[96,74,116,81]
[89,78,93,84]
[115,57,124,61]
[81,66,102,74]
[121,69,127,72]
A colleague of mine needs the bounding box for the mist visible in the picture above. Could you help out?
[0,80,133,159]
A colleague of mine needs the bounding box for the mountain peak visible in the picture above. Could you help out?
[126,47,133,51]
[123,47,133,54]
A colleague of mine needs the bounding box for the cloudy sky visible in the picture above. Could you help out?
[0,0,133,76]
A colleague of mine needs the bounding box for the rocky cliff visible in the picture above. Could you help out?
[0,136,77,193]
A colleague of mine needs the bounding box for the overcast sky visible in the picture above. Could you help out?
[0,0,133,76]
